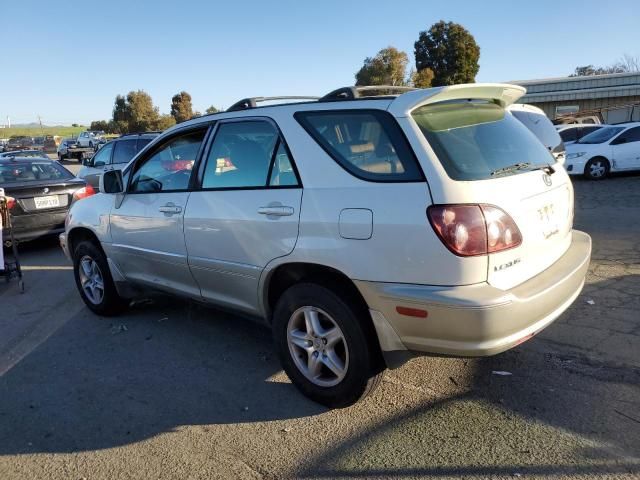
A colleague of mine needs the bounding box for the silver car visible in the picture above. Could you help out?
[61,84,591,407]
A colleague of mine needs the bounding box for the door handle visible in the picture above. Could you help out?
[258,206,294,216]
[159,203,182,214]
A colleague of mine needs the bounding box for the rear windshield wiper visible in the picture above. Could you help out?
[490,162,531,177]
[529,163,556,175]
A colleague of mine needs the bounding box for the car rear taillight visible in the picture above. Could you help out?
[73,184,96,201]
[427,204,522,256]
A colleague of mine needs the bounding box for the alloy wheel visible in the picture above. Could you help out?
[286,306,349,387]
[78,255,105,305]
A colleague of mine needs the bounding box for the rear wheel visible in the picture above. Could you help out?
[584,157,609,180]
[272,283,383,408]
[73,240,128,315]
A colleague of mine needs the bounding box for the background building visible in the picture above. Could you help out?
[511,72,640,123]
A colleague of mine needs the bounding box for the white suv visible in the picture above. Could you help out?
[60,84,591,407]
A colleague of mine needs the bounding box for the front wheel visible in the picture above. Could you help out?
[272,283,383,408]
[73,240,128,315]
[584,157,609,180]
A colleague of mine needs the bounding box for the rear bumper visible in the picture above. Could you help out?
[2,211,66,243]
[357,230,591,357]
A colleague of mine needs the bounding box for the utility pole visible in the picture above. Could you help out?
[38,115,44,134]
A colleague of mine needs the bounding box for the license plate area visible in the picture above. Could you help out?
[34,195,60,209]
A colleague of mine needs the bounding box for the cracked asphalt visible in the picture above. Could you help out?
[0,167,638,479]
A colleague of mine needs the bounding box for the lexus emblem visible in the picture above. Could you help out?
[43,187,50,194]
[542,174,552,186]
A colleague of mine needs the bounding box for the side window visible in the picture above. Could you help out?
[560,129,577,143]
[295,110,422,181]
[269,141,298,186]
[621,127,640,143]
[92,142,113,167]
[112,139,137,164]
[129,129,206,193]
[202,121,284,189]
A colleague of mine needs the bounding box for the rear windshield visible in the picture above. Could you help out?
[510,108,563,152]
[576,126,624,144]
[0,161,73,184]
[295,110,422,182]
[412,102,555,181]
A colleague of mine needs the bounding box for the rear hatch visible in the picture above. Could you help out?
[411,100,573,290]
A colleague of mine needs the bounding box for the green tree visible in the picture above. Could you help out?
[126,90,160,132]
[414,21,480,86]
[90,120,109,132]
[155,114,176,131]
[411,67,435,88]
[205,105,219,114]
[355,46,409,86]
[170,91,194,123]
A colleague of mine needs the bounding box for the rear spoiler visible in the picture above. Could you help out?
[387,83,526,117]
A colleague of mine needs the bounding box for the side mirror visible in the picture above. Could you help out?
[100,169,124,194]
[94,160,105,168]
[83,157,93,166]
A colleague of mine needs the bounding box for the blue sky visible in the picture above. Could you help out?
[2,0,638,125]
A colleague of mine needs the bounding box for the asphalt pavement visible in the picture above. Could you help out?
[0,169,638,479]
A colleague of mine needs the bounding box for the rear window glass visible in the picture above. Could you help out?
[295,110,422,181]
[0,161,73,184]
[510,109,563,152]
[112,139,138,164]
[412,102,555,181]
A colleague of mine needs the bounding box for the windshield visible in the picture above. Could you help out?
[0,161,73,184]
[412,102,555,180]
[577,126,624,144]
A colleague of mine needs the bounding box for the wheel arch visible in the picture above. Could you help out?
[67,226,102,256]
[262,261,385,369]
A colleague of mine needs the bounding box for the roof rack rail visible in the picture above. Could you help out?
[320,85,417,102]
[118,131,162,137]
[226,96,320,112]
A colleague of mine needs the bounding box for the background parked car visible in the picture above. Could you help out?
[508,103,565,163]
[57,138,78,160]
[4,136,32,152]
[556,124,605,145]
[76,131,99,148]
[0,150,51,159]
[77,132,159,189]
[0,156,94,243]
[565,122,640,179]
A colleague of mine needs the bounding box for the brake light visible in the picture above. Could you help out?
[73,184,96,201]
[427,204,522,256]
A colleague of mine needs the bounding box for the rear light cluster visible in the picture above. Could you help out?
[428,204,522,256]
[73,184,96,201]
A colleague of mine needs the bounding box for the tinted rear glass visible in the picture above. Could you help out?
[112,139,138,164]
[296,110,422,181]
[0,161,73,184]
[412,102,555,181]
[559,129,578,142]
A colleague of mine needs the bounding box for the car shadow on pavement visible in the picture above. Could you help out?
[0,297,324,455]
[293,275,640,479]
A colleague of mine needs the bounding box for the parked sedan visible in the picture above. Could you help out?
[0,150,50,159]
[565,122,640,179]
[0,157,94,243]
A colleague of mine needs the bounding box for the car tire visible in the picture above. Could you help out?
[73,240,128,316]
[272,283,383,408]
[584,157,609,180]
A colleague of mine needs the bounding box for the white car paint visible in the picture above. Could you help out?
[62,83,590,362]
[565,122,640,178]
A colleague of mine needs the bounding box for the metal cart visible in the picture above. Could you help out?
[0,191,24,293]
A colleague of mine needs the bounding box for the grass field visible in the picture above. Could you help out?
[0,126,85,139]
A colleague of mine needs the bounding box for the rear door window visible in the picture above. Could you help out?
[295,110,422,182]
[412,102,554,181]
[559,128,578,143]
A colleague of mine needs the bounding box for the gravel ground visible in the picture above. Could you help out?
[0,171,638,479]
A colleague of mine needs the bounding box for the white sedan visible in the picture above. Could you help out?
[565,122,640,179]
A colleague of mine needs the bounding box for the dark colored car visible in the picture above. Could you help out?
[4,136,32,152]
[0,150,50,159]
[0,157,94,243]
